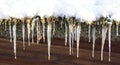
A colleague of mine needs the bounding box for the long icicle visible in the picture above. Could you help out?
[37,20,39,44]
[88,24,91,43]
[75,26,77,41]
[101,26,108,61]
[108,23,112,62]
[22,22,25,50]
[71,26,74,54]
[42,23,45,43]
[27,20,31,46]
[47,22,52,60]
[92,26,96,58]
[69,24,72,55]
[9,20,12,42]
[38,22,42,42]
[31,19,35,44]
[13,22,17,59]
[116,23,119,36]
[76,24,81,58]
[69,31,72,55]
[65,23,68,46]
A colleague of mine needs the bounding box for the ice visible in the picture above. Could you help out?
[9,20,12,42]
[42,23,45,43]
[27,21,31,46]
[22,22,25,50]
[4,20,6,31]
[52,21,56,36]
[13,23,17,59]
[65,23,68,46]
[68,23,73,55]
[88,24,91,43]
[36,20,40,44]
[92,26,96,58]
[71,27,74,54]
[116,23,119,36]
[31,19,35,44]
[108,23,112,62]
[47,22,52,60]
[101,26,108,61]
[76,24,81,58]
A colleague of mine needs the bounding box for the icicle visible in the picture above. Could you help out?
[65,23,68,46]
[88,24,91,43]
[69,31,72,55]
[22,22,25,50]
[36,21,40,44]
[5,20,7,31]
[9,20,12,42]
[38,23,42,42]
[42,23,45,43]
[74,26,77,41]
[31,19,35,44]
[71,26,74,54]
[116,23,119,36]
[13,22,17,59]
[108,23,112,62]
[52,21,55,35]
[27,21,31,46]
[101,26,108,61]
[69,24,73,55]
[0,20,1,25]
[47,22,52,60]
[92,26,96,58]
[41,17,46,43]
[60,21,63,28]
[76,24,81,58]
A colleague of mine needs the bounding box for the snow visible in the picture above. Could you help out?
[0,0,120,21]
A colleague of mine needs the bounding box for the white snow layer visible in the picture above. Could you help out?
[0,0,120,21]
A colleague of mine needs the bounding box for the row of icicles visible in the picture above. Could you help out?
[0,16,119,62]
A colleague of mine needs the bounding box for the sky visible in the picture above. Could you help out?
[0,0,120,21]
